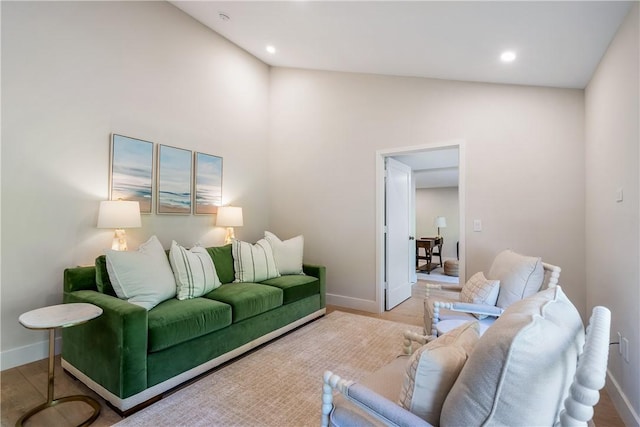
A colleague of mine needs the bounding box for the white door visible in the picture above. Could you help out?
[385,157,413,310]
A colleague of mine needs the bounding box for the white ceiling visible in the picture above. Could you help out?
[171,1,633,89]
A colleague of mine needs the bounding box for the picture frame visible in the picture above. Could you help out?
[157,144,192,214]
[109,134,154,214]
[194,152,223,215]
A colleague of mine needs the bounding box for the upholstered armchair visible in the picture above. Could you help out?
[424,249,561,338]
[322,286,610,427]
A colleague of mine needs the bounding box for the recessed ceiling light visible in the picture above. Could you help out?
[500,51,517,62]
[266,45,276,54]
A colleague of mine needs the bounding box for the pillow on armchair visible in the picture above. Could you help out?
[398,321,480,425]
[459,272,500,319]
[489,249,544,308]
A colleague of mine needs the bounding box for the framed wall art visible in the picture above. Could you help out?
[194,152,223,215]
[109,134,154,214]
[157,144,192,214]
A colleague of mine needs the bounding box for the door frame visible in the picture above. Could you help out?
[375,139,466,313]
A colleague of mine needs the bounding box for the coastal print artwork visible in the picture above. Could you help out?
[157,145,192,214]
[110,134,153,214]
[194,152,223,214]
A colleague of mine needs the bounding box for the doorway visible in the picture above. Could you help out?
[376,139,466,313]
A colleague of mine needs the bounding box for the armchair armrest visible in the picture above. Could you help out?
[62,290,148,398]
[402,330,436,355]
[449,302,504,317]
[429,300,503,336]
[322,371,433,427]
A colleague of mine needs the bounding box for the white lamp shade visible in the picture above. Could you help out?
[434,216,447,228]
[97,201,142,229]
[216,206,243,227]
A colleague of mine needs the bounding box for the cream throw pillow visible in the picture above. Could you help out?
[169,241,221,299]
[441,286,584,426]
[459,272,500,319]
[105,235,176,310]
[398,321,480,425]
[232,239,280,282]
[264,231,304,275]
[489,249,544,309]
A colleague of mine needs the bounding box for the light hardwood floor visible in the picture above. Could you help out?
[1,285,625,426]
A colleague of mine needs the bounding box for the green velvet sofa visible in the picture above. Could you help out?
[61,244,326,413]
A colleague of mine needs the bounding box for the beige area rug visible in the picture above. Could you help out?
[114,311,422,427]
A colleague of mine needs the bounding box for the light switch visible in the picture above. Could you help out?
[616,188,624,203]
[473,219,482,232]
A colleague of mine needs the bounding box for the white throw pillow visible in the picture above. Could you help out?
[105,235,176,310]
[459,272,500,319]
[232,239,280,282]
[398,321,480,425]
[441,286,585,426]
[169,241,221,300]
[489,249,544,309]
[264,231,304,275]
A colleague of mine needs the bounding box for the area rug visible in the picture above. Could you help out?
[114,311,422,427]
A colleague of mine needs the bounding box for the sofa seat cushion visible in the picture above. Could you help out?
[260,275,319,305]
[204,283,283,323]
[148,297,232,353]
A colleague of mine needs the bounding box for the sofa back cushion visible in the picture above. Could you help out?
[206,244,235,284]
[489,249,544,309]
[440,286,584,426]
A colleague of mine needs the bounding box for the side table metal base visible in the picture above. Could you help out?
[15,394,101,427]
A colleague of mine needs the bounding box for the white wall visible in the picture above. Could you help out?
[1,1,270,369]
[585,4,639,424]
[415,187,459,260]
[269,68,586,314]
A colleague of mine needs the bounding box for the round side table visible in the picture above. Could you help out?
[16,303,103,427]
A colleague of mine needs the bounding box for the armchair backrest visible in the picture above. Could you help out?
[489,250,561,309]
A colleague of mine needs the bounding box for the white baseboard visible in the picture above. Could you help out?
[1,336,62,371]
[606,369,640,426]
[326,293,379,313]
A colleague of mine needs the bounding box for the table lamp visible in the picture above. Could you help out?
[434,216,447,237]
[216,206,243,244]
[97,200,142,251]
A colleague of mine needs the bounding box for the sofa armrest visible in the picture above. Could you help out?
[322,371,433,427]
[62,290,148,399]
[303,264,326,308]
[64,266,98,292]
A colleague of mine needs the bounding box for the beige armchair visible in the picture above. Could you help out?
[424,249,561,337]
[322,286,610,427]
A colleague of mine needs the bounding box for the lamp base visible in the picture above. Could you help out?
[224,227,235,245]
[112,229,128,251]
